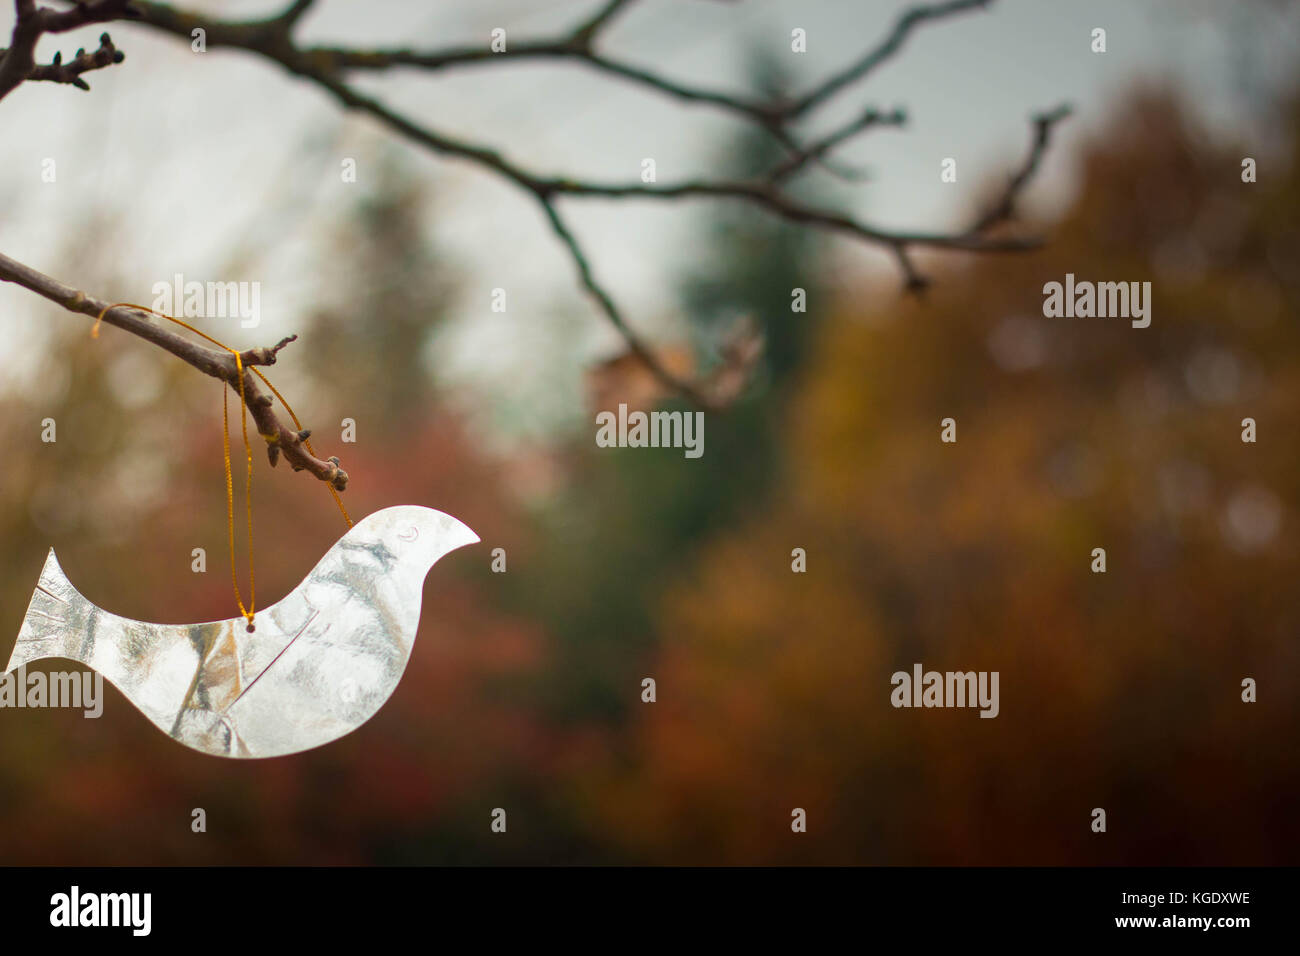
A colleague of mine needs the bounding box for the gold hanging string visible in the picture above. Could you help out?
[221,346,256,628]
[91,302,352,629]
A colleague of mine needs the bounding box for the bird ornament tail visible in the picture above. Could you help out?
[8,549,90,674]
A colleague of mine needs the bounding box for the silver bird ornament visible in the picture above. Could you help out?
[6,506,478,758]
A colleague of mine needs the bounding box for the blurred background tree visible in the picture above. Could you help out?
[583,88,1300,864]
[499,55,829,731]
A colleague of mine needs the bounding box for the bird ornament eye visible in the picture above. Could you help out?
[398,526,419,543]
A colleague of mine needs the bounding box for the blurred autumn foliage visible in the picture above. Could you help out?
[589,89,1300,865]
[1,86,1297,864]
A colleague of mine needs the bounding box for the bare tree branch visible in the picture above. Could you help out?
[20,29,123,89]
[237,0,983,151]
[568,0,636,47]
[966,103,1073,234]
[768,107,907,185]
[0,0,133,101]
[0,251,349,491]
[4,0,1069,415]
[785,0,992,119]
[101,0,1067,406]
[537,198,723,410]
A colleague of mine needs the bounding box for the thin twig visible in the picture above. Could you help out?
[0,251,348,490]
[966,103,1073,234]
[785,0,993,119]
[24,30,124,90]
[0,0,134,101]
[769,107,906,184]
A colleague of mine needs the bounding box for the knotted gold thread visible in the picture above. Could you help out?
[92,302,353,629]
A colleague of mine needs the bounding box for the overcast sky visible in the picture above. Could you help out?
[2,0,1298,436]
